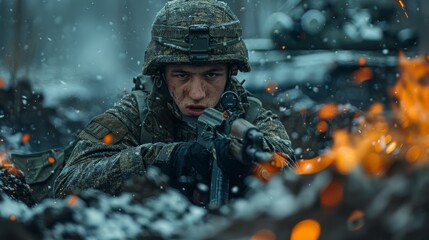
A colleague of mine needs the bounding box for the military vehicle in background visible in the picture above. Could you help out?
[241,0,419,111]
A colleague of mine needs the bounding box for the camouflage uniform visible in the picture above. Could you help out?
[54,78,294,197]
[54,0,295,199]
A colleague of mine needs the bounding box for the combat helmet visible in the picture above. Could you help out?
[143,0,251,76]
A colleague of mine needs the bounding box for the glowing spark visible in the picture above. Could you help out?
[48,156,56,164]
[1,153,23,178]
[358,56,366,66]
[320,178,343,208]
[353,67,373,84]
[405,145,422,163]
[291,219,321,240]
[265,81,278,94]
[21,133,31,143]
[253,152,288,181]
[251,229,276,240]
[385,141,397,154]
[103,133,113,145]
[318,103,338,120]
[398,0,409,18]
[68,195,79,207]
[368,103,384,115]
[317,120,329,133]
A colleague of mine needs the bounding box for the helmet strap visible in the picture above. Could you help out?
[224,64,237,91]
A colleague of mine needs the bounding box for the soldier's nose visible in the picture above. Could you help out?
[188,79,206,100]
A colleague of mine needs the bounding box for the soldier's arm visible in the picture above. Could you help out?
[252,106,296,166]
[53,93,178,197]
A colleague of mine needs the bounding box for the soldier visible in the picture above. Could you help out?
[53,0,295,206]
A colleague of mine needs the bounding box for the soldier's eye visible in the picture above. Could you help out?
[206,73,219,79]
[173,73,189,79]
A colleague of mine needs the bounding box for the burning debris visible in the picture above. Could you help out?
[0,167,33,207]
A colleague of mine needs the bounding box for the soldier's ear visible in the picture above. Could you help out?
[230,64,239,76]
[153,75,163,88]
[158,66,168,87]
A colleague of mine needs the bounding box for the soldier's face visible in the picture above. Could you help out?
[165,63,228,117]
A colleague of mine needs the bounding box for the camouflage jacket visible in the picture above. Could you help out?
[53,78,294,198]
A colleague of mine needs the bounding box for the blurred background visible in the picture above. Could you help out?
[0,0,428,151]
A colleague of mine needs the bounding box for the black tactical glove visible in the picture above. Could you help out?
[214,138,253,179]
[171,141,212,187]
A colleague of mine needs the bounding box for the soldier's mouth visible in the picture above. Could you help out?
[185,105,206,117]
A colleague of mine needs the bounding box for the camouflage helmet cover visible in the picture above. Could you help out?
[143,0,251,75]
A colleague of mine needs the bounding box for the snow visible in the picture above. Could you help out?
[1,0,428,239]
[0,195,31,221]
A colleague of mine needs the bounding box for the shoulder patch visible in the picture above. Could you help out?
[79,113,128,144]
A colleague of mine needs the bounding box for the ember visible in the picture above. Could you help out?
[251,229,276,240]
[265,81,279,94]
[347,209,365,231]
[291,219,321,240]
[397,0,409,18]
[20,133,31,144]
[48,156,56,164]
[102,133,114,145]
[0,152,22,178]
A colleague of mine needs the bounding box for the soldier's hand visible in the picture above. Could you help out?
[214,138,253,178]
[171,141,212,185]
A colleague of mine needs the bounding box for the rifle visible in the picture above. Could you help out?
[196,91,289,208]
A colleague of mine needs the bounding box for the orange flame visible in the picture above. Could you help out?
[265,81,278,94]
[251,229,276,240]
[48,156,56,164]
[358,56,366,66]
[21,133,31,143]
[391,52,429,135]
[296,52,429,177]
[295,155,334,175]
[68,195,79,207]
[320,178,343,208]
[347,210,365,231]
[0,79,5,88]
[0,152,23,178]
[318,103,338,120]
[102,133,113,145]
[405,145,422,163]
[254,152,289,182]
[316,120,329,133]
[353,67,373,84]
[291,219,321,240]
[368,102,384,115]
